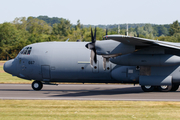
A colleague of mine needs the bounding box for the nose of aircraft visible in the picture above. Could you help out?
[3,59,16,75]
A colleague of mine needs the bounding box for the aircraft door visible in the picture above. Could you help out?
[41,65,50,79]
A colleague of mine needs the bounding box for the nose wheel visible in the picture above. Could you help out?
[32,81,43,91]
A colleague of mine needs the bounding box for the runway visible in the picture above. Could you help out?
[0,84,180,101]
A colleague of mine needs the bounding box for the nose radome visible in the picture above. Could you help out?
[3,59,16,75]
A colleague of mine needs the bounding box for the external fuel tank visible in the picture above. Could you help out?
[110,54,180,66]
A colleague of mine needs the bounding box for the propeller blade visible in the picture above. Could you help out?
[93,48,97,64]
[105,28,108,40]
[106,28,108,35]
[103,57,110,70]
[91,28,94,42]
[93,27,97,63]
[90,50,95,67]
[93,27,96,43]
[106,58,109,62]
[103,57,106,70]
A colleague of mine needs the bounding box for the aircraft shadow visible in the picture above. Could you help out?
[0,89,31,91]
[48,87,145,97]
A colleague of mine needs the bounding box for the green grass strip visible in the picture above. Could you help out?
[0,100,180,120]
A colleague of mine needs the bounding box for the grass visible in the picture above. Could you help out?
[0,100,180,120]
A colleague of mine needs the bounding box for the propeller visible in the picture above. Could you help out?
[102,28,110,70]
[85,27,97,67]
[85,27,110,70]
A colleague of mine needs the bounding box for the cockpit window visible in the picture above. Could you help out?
[23,50,27,54]
[20,49,24,54]
[21,47,32,55]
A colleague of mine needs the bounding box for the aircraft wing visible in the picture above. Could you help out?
[106,35,180,50]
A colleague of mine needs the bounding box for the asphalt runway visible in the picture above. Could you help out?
[0,84,180,101]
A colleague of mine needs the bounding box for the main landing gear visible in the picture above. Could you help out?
[141,84,179,92]
[32,81,43,91]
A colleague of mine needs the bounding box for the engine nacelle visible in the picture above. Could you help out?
[111,66,139,83]
[110,54,180,66]
[95,40,135,56]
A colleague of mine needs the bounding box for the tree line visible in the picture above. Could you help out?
[0,16,180,60]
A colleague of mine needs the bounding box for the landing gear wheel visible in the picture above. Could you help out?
[141,85,155,92]
[171,85,179,91]
[32,81,43,91]
[158,85,172,92]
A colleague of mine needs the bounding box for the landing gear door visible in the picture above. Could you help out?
[41,65,50,79]
[93,61,99,73]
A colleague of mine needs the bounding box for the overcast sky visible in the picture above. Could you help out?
[0,0,180,25]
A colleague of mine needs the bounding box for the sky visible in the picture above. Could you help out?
[0,0,180,25]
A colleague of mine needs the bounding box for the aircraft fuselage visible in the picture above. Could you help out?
[4,41,180,92]
[4,42,119,83]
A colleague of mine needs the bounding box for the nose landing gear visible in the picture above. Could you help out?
[32,81,43,91]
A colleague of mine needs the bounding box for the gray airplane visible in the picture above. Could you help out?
[3,28,180,92]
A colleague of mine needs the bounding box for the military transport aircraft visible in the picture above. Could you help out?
[3,28,180,92]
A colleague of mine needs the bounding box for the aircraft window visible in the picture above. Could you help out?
[23,50,27,54]
[20,49,25,54]
[21,47,32,55]
[27,50,31,55]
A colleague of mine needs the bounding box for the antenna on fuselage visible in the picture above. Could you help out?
[65,38,70,42]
